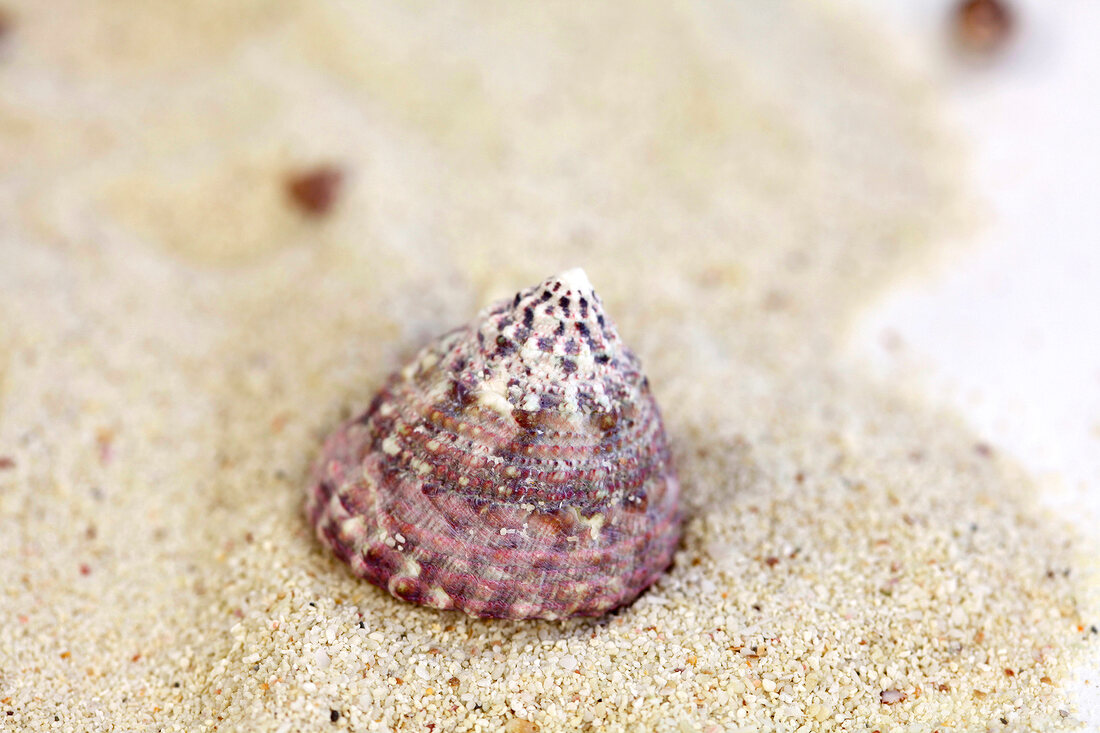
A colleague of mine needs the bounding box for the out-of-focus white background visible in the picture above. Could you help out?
[848,0,1100,723]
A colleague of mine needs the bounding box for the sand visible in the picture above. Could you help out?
[0,1,1095,730]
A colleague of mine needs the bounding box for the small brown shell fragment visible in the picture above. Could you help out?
[880,689,907,705]
[306,269,682,620]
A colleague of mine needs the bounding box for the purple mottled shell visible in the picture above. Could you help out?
[306,269,681,620]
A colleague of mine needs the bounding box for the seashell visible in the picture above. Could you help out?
[306,268,681,620]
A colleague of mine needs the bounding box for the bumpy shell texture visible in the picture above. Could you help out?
[306,269,681,620]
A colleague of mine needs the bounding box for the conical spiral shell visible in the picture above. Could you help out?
[306,269,681,620]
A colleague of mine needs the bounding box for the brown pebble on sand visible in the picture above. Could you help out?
[954,0,1014,54]
[286,165,344,217]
